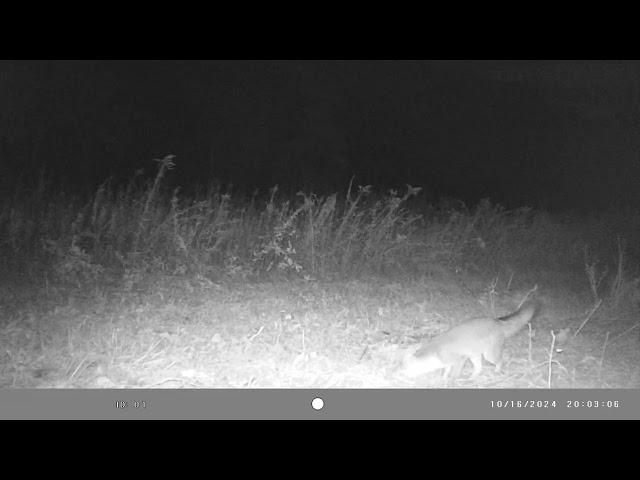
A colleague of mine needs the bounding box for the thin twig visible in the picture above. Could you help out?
[248,325,264,342]
[547,331,556,389]
[527,323,533,364]
[518,284,538,309]
[573,298,603,338]
[68,355,88,382]
[244,325,264,353]
[598,331,609,381]
[610,322,640,342]
[358,345,369,362]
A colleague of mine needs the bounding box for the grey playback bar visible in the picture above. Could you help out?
[0,389,637,419]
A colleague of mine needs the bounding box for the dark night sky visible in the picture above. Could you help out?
[1,60,639,211]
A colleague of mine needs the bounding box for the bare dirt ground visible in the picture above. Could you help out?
[1,269,638,389]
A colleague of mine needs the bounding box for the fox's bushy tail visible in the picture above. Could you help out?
[498,301,538,338]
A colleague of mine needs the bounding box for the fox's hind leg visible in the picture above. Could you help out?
[439,364,452,386]
[451,359,468,379]
[484,342,505,374]
[468,355,484,379]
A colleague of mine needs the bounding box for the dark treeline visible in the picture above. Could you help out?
[1,60,639,211]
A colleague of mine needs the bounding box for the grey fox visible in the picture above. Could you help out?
[398,302,538,382]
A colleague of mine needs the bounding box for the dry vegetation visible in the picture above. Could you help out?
[1,156,639,388]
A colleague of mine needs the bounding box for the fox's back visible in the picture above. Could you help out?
[415,318,506,362]
[399,302,538,380]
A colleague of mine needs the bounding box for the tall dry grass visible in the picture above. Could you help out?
[1,156,638,309]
